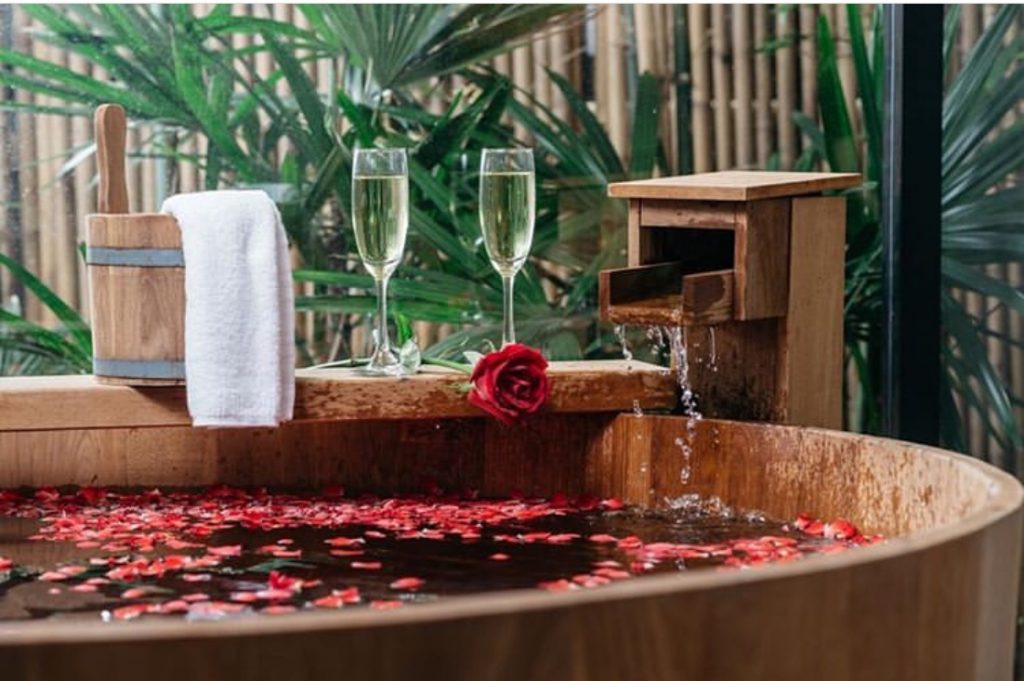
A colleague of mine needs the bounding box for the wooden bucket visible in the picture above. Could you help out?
[85,105,185,386]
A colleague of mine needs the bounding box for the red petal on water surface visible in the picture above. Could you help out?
[330,549,365,557]
[592,567,631,580]
[602,497,624,511]
[537,579,575,592]
[156,600,190,614]
[121,587,152,600]
[546,533,580,544]
[351,562,382,570]
[112,604,149,621]
[207,544,242,557]
[47,588,62,595]
[230,592,260,603]
[39,571,68,581]
[182,593,210,603]
[389,577,425,591]
[489,553,510,561]
[313,594,347,609]
[325,536,364,548]
[268,571,304,592]
[588,534,618,543]
[824,519,858,540]
[593,560,622,568]
[70,584,99,593]
[0,557,11,570]
[182,573,211,583]
[75,541,101,549]
[364,531,387,539]
[370,600,403,610]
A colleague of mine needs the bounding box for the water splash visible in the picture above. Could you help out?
[708,327,718,373]
[667,326,703,485]
[614,324,633,363]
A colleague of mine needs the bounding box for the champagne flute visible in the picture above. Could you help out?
[479,148,535,346]
[352,148,409,375]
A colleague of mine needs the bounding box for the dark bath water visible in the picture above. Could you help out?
[0,487,878,621]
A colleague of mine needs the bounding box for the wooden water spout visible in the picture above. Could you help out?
[599,171,860,428]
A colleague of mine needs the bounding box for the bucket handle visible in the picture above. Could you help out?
[95,104,129,214]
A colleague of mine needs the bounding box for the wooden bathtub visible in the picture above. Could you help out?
[0,362,1019,680]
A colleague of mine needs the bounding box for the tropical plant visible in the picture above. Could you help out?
[0,252,91,375]
[795,5,1024,464]
[0,4,661,369]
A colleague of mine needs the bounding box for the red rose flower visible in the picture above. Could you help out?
[468,343,551,425]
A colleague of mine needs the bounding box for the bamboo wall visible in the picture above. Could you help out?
[0,4,1019,463]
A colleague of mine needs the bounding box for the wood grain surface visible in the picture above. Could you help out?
[94,104,128,215]
[609,171,862,201]
[0,361,678,432]
[0,415,1019,681]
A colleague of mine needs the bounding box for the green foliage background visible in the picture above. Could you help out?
[0,5,1021,470]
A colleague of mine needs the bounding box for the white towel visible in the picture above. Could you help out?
[162,190,295,427]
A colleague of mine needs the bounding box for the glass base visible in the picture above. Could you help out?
[360,347,406,377]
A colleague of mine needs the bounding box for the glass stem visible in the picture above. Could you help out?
[501,273,515,346]
[376,275,391,353]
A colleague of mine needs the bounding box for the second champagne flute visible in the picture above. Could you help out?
[479,148,535,347]
[352,148,409,375]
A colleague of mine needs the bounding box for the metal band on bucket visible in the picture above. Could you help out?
[93,358,186,380]
[86,247,184,268]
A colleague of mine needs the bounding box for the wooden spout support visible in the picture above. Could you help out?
[599,171,861,428]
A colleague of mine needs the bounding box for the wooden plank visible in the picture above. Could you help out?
[639,200,738,229]
[682,269,734,324]
[734,198,789,320]
[609,171,862,201]
[0,361,678,432]
[779,197,845,429]
[600,264,734,327]
[626,199,642,266]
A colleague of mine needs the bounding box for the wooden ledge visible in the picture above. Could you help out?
[608,171,862,201]
[0,361,677,432]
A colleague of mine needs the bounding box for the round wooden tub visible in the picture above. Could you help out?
[0,371,1020,680]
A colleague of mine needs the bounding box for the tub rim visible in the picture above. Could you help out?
[0,422,1019,646]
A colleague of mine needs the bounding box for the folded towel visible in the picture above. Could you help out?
[162,190,295,427]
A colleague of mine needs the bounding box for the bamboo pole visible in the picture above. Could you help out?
[687,5,711,173]
[775,6,797,169]
[660,5,678,174]
[0,6,14,304]
[532,28,551,112]
[69,52,94,317]
[511,41,532,142]
[753,5,773,168]
[601,5,627,158]
[732,5,752,169]
[798,5,819,154]
[710,5,732,170]
[15,8,39,322]
[548,24,571,123]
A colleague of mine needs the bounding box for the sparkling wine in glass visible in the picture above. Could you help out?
[479,148,535,346]
[352,148,409,375]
